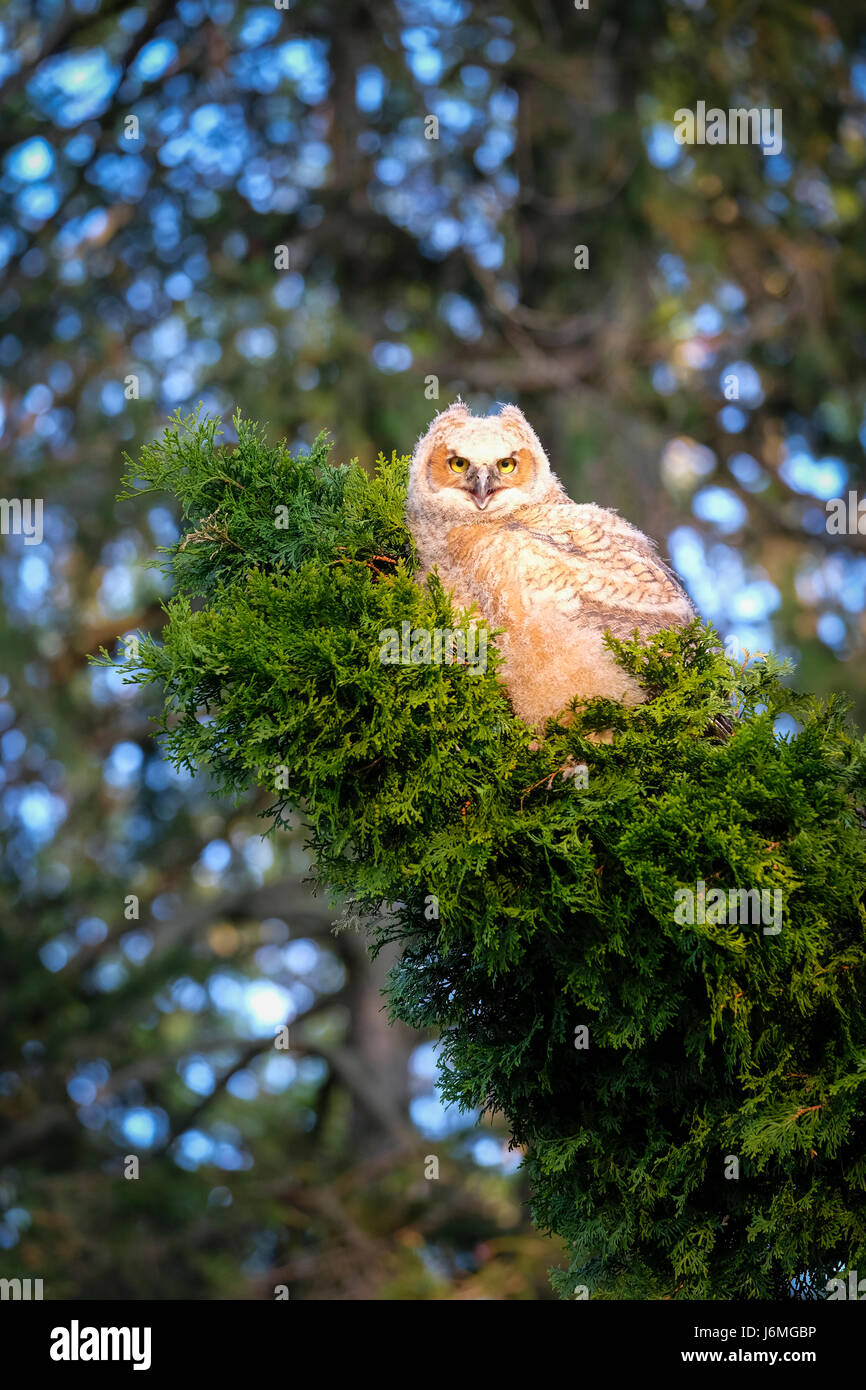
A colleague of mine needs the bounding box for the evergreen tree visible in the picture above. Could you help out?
[107,409,866,1300]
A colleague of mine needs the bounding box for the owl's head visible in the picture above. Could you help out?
[407,401,559,523]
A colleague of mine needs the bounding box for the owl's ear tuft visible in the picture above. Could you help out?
[497,403,530,429]
[433,400,471,424]
[412,400,470,469]
[495,402,552,474]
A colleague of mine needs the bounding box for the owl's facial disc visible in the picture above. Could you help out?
[440,451,525,510]
[416,428,542,521]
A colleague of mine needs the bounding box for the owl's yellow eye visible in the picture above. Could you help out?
[498,457,516,474]
[449,457,469,473]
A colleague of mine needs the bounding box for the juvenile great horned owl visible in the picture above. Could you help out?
[406,401,695,726]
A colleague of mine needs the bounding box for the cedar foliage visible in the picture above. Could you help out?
[107,409,866,1300]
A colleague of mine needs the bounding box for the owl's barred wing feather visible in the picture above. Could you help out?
[506,500,695,624]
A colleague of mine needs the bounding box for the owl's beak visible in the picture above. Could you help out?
[469,473,495,510]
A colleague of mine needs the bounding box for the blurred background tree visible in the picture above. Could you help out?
[0,0,864,1299]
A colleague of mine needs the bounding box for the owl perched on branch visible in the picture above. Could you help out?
[406,401,695,727]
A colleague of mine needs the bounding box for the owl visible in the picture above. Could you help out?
[406,401,696,727]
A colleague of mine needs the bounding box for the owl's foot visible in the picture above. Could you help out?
[556,756,589,785]
[521,754,589,804]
